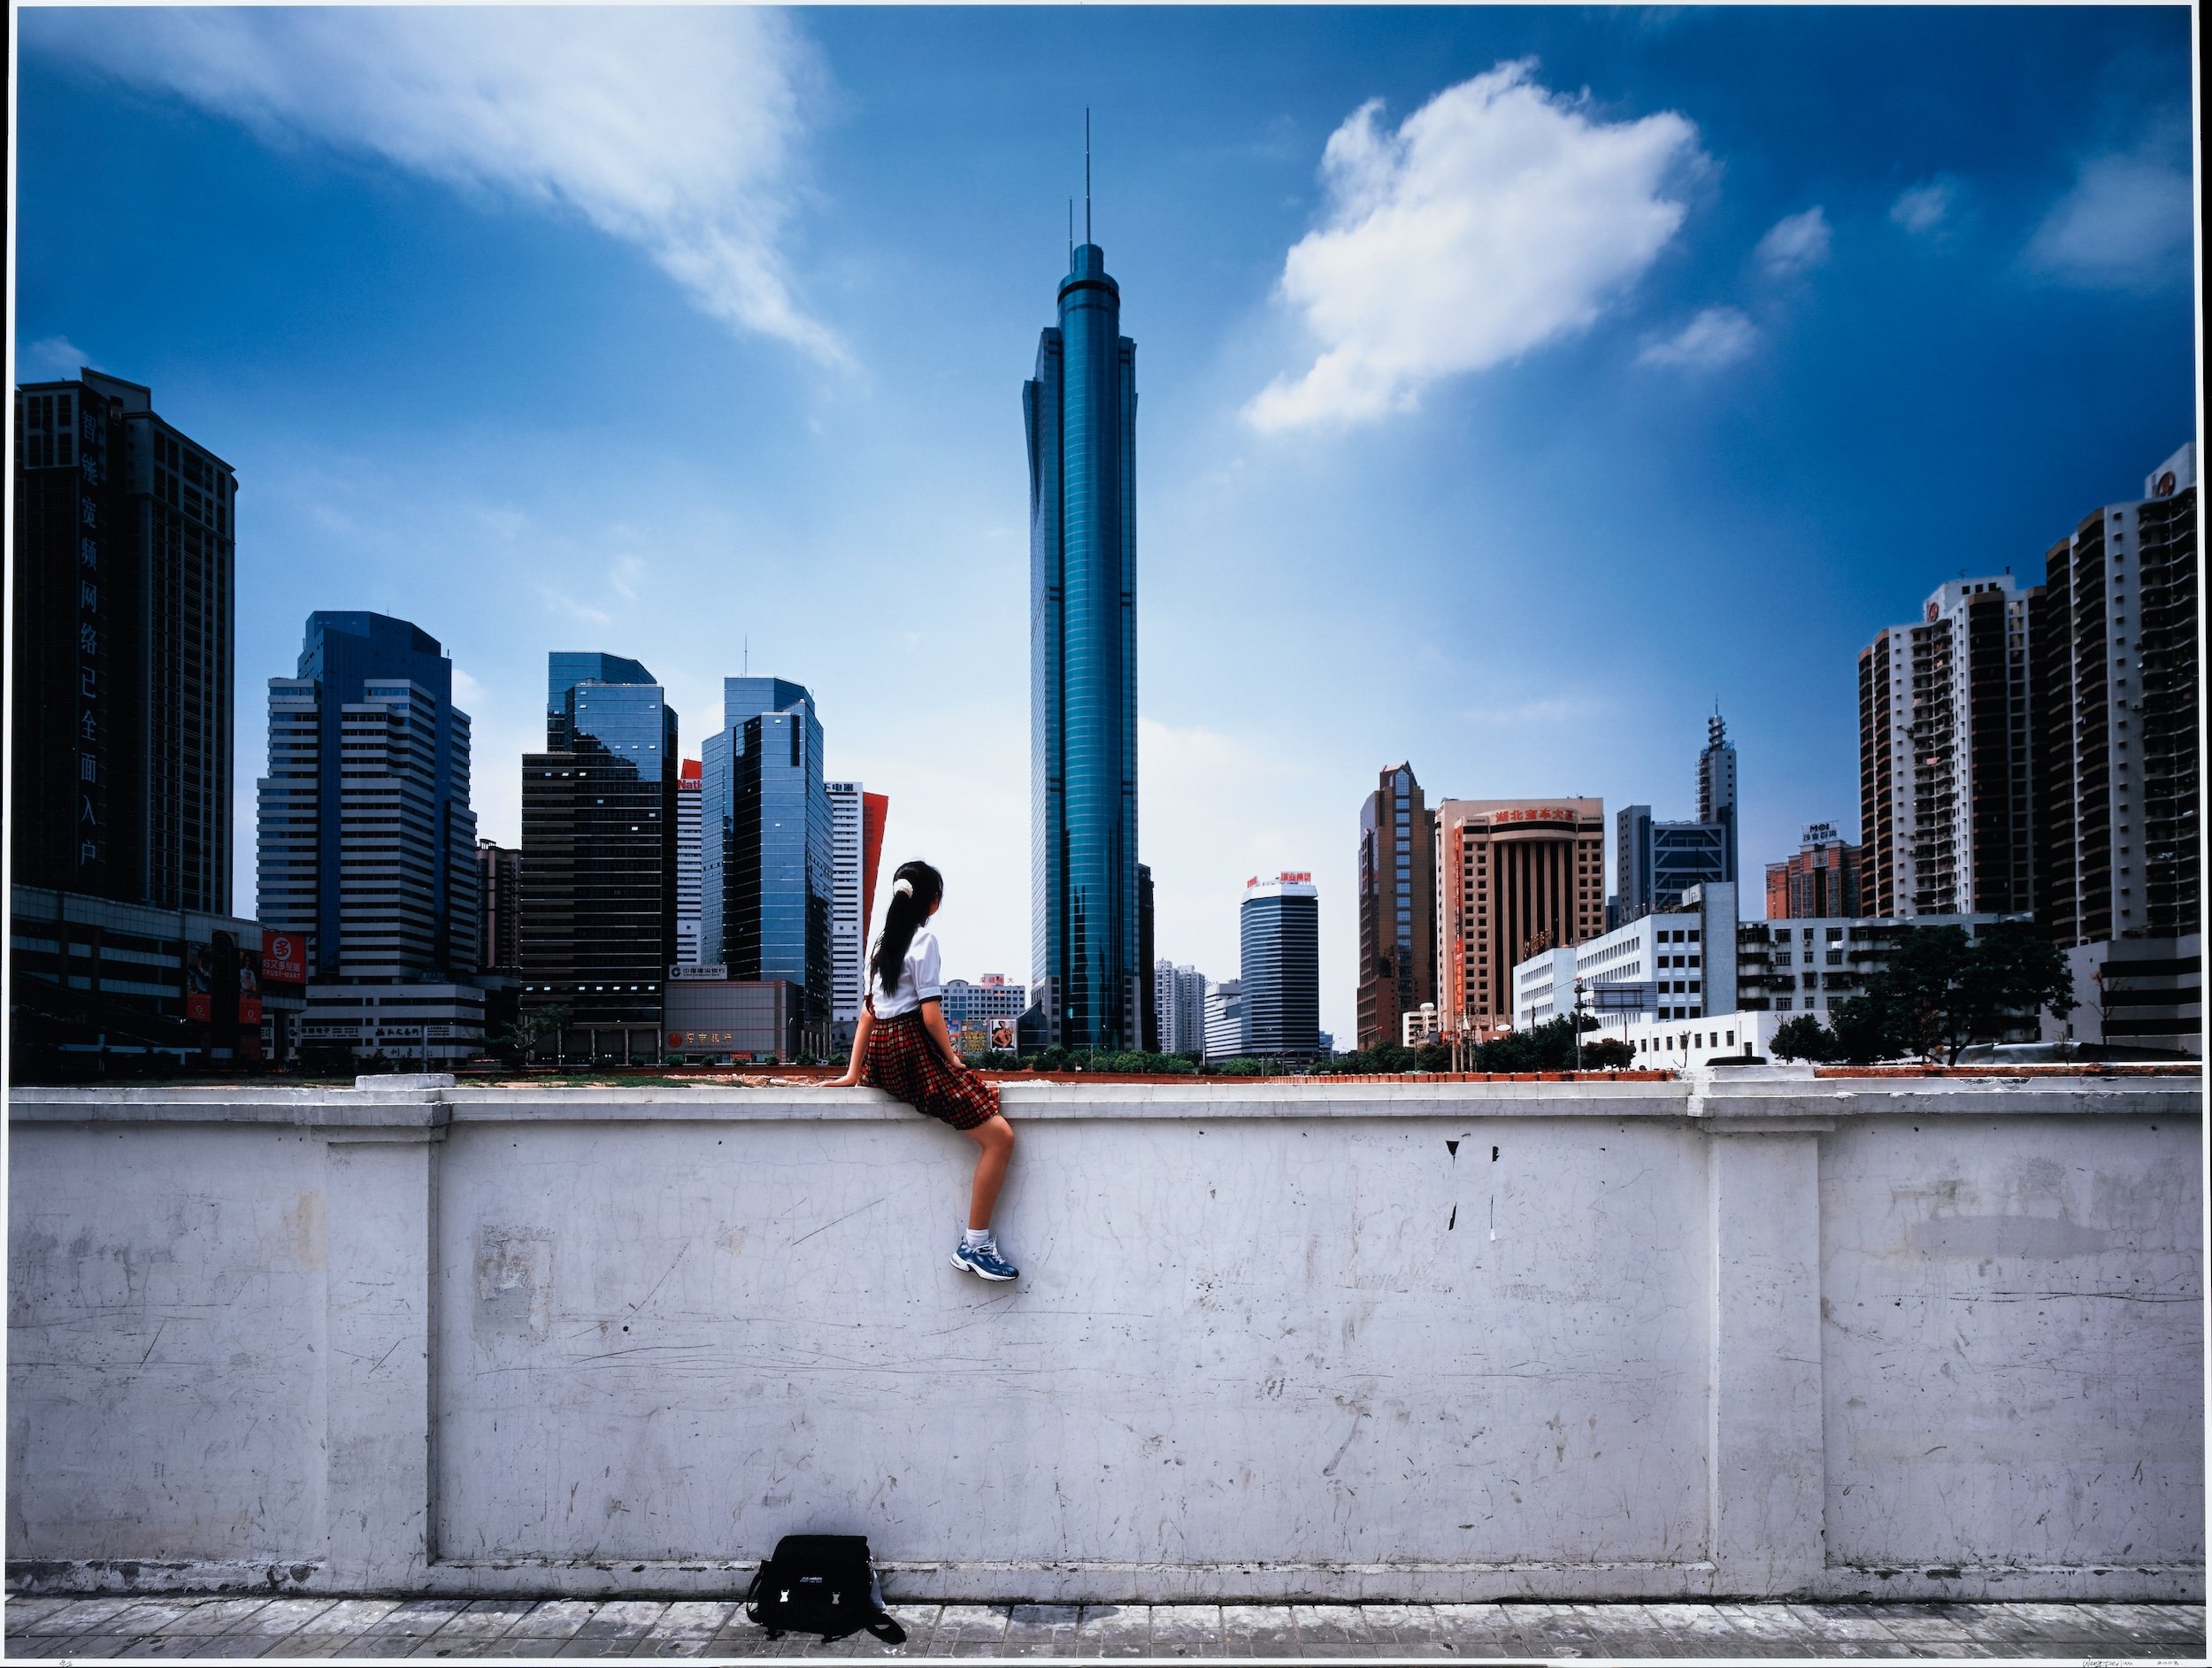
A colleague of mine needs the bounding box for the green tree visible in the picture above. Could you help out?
[1581,1036,1633,1070]
[491,1003,567,1068]
[1862,923,2077,1064]
[1770,1014,1834,1063]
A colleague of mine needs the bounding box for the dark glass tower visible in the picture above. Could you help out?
[1026,240,1139,1050]
[1241,874,1321,1059]
[520,653,678,1051]
[700,678,833,1051]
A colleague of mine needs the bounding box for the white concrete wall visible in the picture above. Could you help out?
[8,1072,2201,1603]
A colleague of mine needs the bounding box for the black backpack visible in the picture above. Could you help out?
[743,1533,908,1644]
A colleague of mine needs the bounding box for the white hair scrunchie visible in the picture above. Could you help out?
[894,878,913,897]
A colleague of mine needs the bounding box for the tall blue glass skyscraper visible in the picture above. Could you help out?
[1026,239,1139,1050]
[700,677,833,1050]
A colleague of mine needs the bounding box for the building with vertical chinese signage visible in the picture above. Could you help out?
[10,368,270,1071]
[676,759,703,967]
[1434,799,1605,1042]
[1026,233,1141,1052]
[1356,763,1435,1051]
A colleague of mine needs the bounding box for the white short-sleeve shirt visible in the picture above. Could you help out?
[870,928,944,1019]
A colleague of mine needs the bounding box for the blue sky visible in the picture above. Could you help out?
[14,5,2197,1044]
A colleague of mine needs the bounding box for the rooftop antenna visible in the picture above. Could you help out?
[743,634,749,676]
[1085,107,1092,244]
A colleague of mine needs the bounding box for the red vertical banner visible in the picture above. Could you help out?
[262,929,305,987]
[861,792,889,934]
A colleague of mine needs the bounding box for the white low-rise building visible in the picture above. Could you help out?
[1401,1003,1440,1047]
[1511,949,1578,1027]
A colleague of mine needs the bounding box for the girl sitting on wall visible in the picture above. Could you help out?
[829,859,1019,1281]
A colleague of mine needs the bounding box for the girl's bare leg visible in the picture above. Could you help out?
[962,1114,1016,1231]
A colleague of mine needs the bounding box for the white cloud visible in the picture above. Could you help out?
[1755,206,1831,277]
[1637,306,1756,370]
[1244,60,1705,430]
[22,336,90,379]
[2027,151,2192,288]
[1889,178,1957,234]
[27,8,841,362]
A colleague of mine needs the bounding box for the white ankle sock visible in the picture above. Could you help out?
[962,1227,992,1249]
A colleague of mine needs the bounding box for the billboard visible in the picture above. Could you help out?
[263,929,306,988]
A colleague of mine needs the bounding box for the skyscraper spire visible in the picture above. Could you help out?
[1085,107,1092,244]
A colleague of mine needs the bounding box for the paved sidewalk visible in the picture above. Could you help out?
[2,1597,2204,1661]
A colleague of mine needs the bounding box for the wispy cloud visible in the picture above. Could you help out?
[2027,149,2192,289]
[610,555,647,603]
[26,8,842,363]
[1755,206,1831,278]
[536,585,614,629]
[22,336,90,379]
[1637,306,1755,370]
[1245,60,1706,430]
[1889,177,1958,234]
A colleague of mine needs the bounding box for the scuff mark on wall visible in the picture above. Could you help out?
[475,1226,553,1341]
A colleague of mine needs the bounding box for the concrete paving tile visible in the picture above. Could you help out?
[150,1599,278,1637]
[35,1636,145,1662]
[1782,1603,1904,1642]
[569,1603,668,1642]
[1857,1603,1979,1642]
[1289,1603,1366,1654]
[3,1602,81,1631]
[16,1600,152,1633]
[113,1633,214,1657]
[2089,1602,2200,1642]
[214,1599,343,1639]
[503,1602,603,1643]
[994,1603,1079,1658]
[1570,1605,1685,1658]
[1072,1604,1153,1659]
[1497,1603,1604,1657]
[411,1601,541,1643]
[921,1603,1007,1656]
[240,1634,362,1661]
[187,1632,287,1659]
[1145,1605,1228,1659]
[91,1601,211,1637]
[7,1639,91,1663]
[624,1637,721,1660]
[648,1603,739,1638]
[282,1601,402,1641]
[1217,1603,1302,1658]
[471,1636,587,1660]
[1426,1601,1531,1658]
[1352,1603,1452,1658]
[706,1627,814,1657]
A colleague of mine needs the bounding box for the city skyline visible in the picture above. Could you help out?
[13,6,2195,1045]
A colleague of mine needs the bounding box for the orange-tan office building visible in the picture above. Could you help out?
[1434,798,1605,1041]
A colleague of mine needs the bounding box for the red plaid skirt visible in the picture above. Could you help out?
[862,1010,1002,1132]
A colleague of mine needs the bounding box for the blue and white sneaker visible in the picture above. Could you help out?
[951,1238,1019,1281]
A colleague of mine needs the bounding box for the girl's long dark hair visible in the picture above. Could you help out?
[872,859,944,995]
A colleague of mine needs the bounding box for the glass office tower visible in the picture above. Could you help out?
[520,653,677,1056]
[1241,872,1321,1059]
[700,678,833,1052]
[1025,240,1140,1050]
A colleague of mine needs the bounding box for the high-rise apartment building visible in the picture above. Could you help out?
[1356,763,1435,1051]
[1766,823,1863,921]
[701,678,833,1052]
[1153,959,1208,1056]
[1858,576,2034,919]
[477,839,522,973]
[14,369,236,913]
[1026,236,1141,1051]
[826,780,883,1042]
[2033,442,2200,946]
[1435,799,1605,1041]
[520,653,678,1056]
[1240,872,1320,1059]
